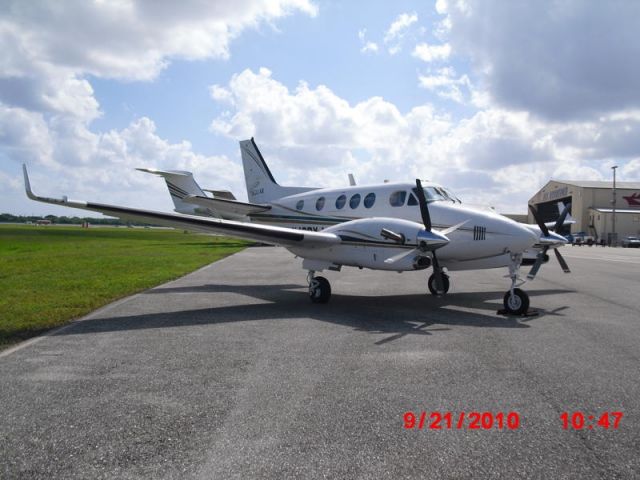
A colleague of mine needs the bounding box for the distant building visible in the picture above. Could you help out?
[528,180,640,242]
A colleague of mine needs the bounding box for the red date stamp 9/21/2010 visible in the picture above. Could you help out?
[403,411,624,431]
[403,411,521,430]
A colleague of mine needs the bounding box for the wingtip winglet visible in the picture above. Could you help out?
[23,164,36,200]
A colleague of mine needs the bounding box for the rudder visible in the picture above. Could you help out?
[239,138,315,203]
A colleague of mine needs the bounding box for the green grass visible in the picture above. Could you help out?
[0,225,247,348]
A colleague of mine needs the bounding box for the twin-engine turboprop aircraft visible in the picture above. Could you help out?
[23,138,570,314]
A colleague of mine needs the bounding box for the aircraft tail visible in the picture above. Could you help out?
[137,168,207,215]
[239,138,315,203]
[557,201,575,223]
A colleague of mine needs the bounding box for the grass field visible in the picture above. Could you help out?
[0,225,247,348]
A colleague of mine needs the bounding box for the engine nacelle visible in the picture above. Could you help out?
[291,218,431,271]
[324,217,424,245]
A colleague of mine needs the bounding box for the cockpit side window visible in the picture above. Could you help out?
[407,193,418,206]
[389,191,407,207]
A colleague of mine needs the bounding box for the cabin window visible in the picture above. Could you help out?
[407,193,418,206]
[364,192,376,208]
[335,194,346,210]
[296,200,304,210]
[389,190,407,207]
[316,197,326,211]
[349,193,361,209]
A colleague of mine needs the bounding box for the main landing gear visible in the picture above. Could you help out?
[428,272,450,295]
[307,271,331,303]
[500,253,531,316]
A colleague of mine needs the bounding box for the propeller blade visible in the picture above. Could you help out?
[526,249,547,280]
[439,220,468,236]
[431,252,445,295]
[415,179,432,231]
[554,248,571,273]
[384,248,418,264]
[552,202,572,232]
[528,204,550,237]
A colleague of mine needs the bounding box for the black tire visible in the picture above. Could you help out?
[428,273,450,295]
[503,288,529,315]
[309,276,331,303]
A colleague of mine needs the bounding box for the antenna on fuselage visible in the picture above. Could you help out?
[348,173,356,186]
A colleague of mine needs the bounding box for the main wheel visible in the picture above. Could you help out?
[428,273,450,295]
[309,276,331,303]
[503,288,529,315]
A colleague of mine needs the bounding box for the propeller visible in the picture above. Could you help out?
[416,179,449,294]
[415,179,432,231]
[383,180,468,295]
[527,203,571,279]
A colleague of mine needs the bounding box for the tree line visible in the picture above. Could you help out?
[1,213,130,225]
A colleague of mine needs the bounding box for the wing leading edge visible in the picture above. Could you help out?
[22,165,339,247]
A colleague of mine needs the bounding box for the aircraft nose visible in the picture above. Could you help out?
[503,218,539,252]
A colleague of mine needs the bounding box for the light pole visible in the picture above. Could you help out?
[612,165,618,246]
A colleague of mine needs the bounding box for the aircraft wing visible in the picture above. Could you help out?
[182,195,271,216]
[23,166,338,247]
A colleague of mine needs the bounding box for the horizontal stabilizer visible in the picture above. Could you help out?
[136,167,192,177]
[544,219,575,228]
[182,195,271,216]
[203,189,236,200]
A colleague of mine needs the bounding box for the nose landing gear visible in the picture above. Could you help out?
[500,253,532,316]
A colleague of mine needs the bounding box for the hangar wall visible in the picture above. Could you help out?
[528,180,640,240]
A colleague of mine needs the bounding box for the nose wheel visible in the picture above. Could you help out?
[503,288,529,315]
[308,271,331,303]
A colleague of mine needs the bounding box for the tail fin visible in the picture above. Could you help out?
[557,201,575,223]
[239,138,316,203]
[137,168,206,215]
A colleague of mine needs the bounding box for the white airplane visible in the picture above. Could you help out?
[22,138,570,315]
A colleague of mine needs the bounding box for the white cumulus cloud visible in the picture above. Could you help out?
[383,12,418,55]
[0,0,317,214]
[439,0,640,120]
[412,42,451,62]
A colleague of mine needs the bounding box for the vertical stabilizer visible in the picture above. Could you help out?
[239,138,316,203]
[137,168,206,215]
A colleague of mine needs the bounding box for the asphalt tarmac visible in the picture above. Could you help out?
[2,245,639,479]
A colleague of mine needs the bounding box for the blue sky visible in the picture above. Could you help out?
[2,0,640,216]
[88,1,458,151]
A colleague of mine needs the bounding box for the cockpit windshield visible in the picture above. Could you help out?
[412,185,462,204]
[437,186,462,203]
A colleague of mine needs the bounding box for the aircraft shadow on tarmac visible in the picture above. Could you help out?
[54,283,575,345]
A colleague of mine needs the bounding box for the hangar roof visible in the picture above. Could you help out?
[554,180,640,189]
